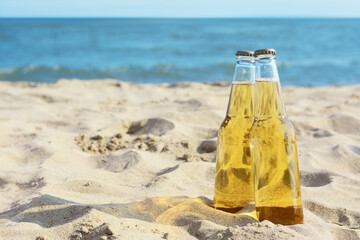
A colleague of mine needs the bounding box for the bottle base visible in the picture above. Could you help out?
[256,206,304,225]
[213,206,245,213]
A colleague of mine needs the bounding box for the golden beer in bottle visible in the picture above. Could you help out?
[213,51,255,213]
[250,49,303,224]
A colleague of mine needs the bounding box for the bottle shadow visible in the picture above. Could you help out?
[0,194,258,230]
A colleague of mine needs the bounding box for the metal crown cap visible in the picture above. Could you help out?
[254,48,277,57]
[235,51,254,57]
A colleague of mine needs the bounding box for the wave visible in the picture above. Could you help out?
[0,63,235,83]
[0,60,358,86]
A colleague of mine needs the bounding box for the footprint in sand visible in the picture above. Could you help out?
[300,171,332,187]
[174,99,203,111]
[312,128,333,138]
[127,118,174,136]
[197,140,217,153]
[44,120,70,129]
[26,146,53,163]
[0,178,7,188]
[329,114,360,134]
[292,121,333,138]
[100,150,141,173]
[303,200,360,228]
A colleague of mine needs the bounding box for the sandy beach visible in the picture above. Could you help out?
[0,79,359,240]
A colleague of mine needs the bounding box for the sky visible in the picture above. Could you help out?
[0,0,359,18]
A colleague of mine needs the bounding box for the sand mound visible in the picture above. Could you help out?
[75,133,127,154]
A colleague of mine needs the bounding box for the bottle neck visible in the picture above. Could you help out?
[233,56,256,84]
[256,55,280,82]
[226,83,254,117]
[254,55,286,119]
[226,56,255,117]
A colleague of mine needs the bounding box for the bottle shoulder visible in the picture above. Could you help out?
[252,116,293,126]
[219,115,254,129]
[250,117,296,141]
[218,115,254,143]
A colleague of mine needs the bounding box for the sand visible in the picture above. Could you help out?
[0,79,359,240]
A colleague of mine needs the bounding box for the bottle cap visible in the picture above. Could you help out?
[235,51,254,57]
[254,48,277,57]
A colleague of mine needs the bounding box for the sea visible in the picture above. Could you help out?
[0,18,359,86]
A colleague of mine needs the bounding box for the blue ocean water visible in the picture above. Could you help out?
[0,18,359,86]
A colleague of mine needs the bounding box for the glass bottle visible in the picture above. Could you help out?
[213,51,255,213]
[250,49,303,224]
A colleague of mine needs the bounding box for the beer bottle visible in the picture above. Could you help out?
[250,49,303,224]
[213,51,255,213]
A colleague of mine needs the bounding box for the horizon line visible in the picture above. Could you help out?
[0,16,359,19]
